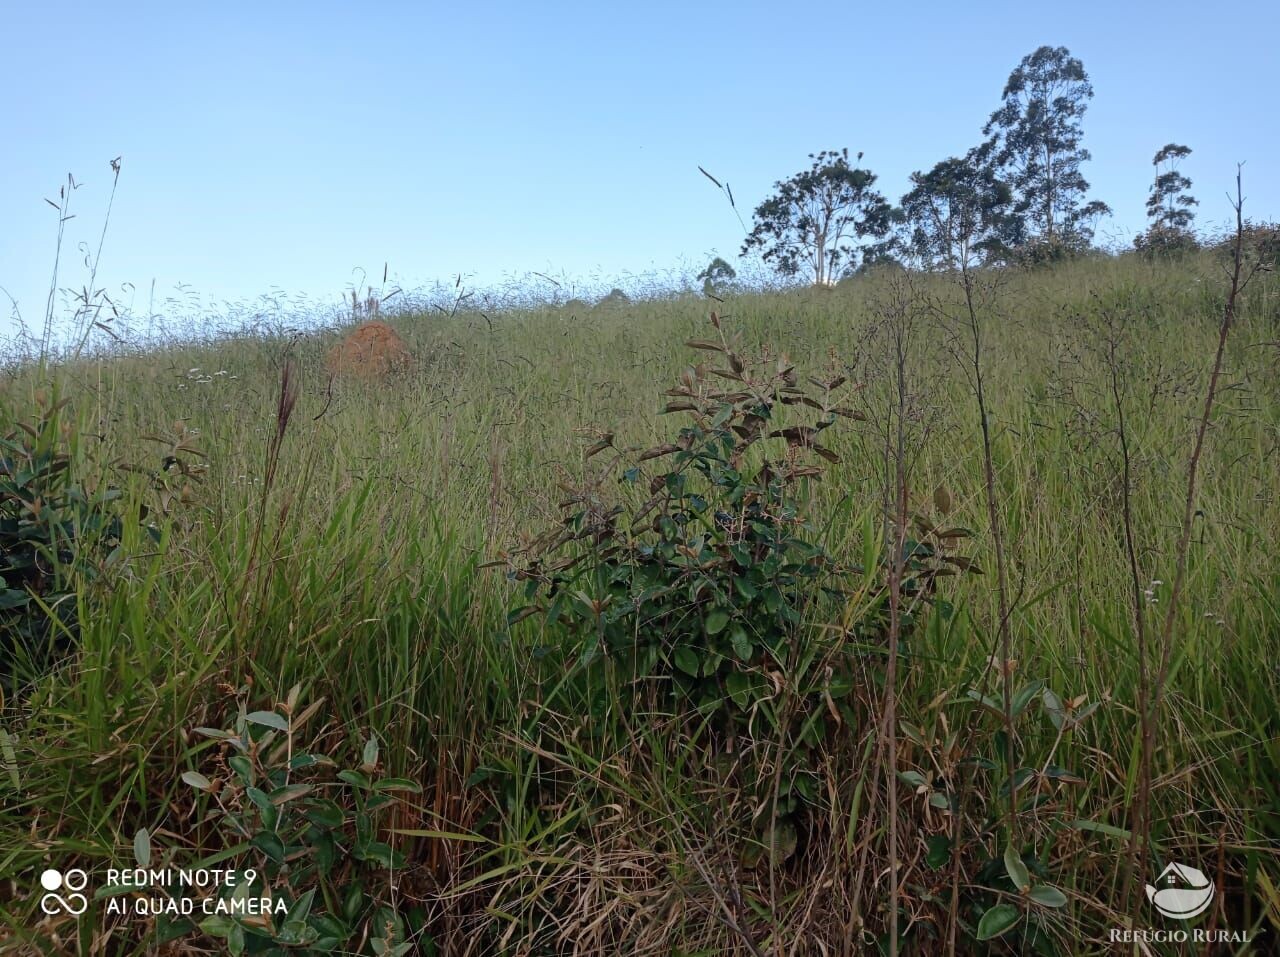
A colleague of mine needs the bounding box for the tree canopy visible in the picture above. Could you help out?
[900,150,1023,269]
[697,256,737,292]
[981,45,1110,250]
[741,149,892,285]
[1147,144,1198,232]
[1134,144,1198,254]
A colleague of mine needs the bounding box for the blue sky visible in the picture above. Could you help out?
[2,1,1277,336]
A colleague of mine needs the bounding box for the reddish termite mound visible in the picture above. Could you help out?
[326,321,413,379]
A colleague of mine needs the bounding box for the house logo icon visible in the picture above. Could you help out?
[1145,862,1215,920]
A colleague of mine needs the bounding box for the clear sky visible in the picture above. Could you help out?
[2,0,1277,337]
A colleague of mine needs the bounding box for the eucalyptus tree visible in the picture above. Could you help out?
[741,149,892,285]
[900,150,1023,269]
[1135,143,1198,252]
[697,256,737,294]
[982,46,1110,250]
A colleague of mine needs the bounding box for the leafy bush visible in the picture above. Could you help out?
[1011,238,1082,268]
[177,688,431,955]
[1,389,128,692]
[922,679,1095,953]
[503,314,965,853]
[594,288,632,309]
[1133,225,1199,257]
[511,315,852,691]
[1210,221,1280,266]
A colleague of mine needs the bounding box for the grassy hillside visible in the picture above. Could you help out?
[1,252,1278,955]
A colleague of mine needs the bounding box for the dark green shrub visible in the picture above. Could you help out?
[1,389,128,692]
[174,690,431,955]
[594,288,631,309]
[1210,220,1280,265]
[503,314,966,854]
[1012,238,1082,268]
[510,314,857,701]
[1133,225,1199,257]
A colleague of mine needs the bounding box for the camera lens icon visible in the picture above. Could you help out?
[39,868,89,916]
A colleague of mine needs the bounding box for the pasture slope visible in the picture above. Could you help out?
[1,250,1277,955]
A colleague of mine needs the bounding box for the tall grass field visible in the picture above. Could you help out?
[1,250,1277,955]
